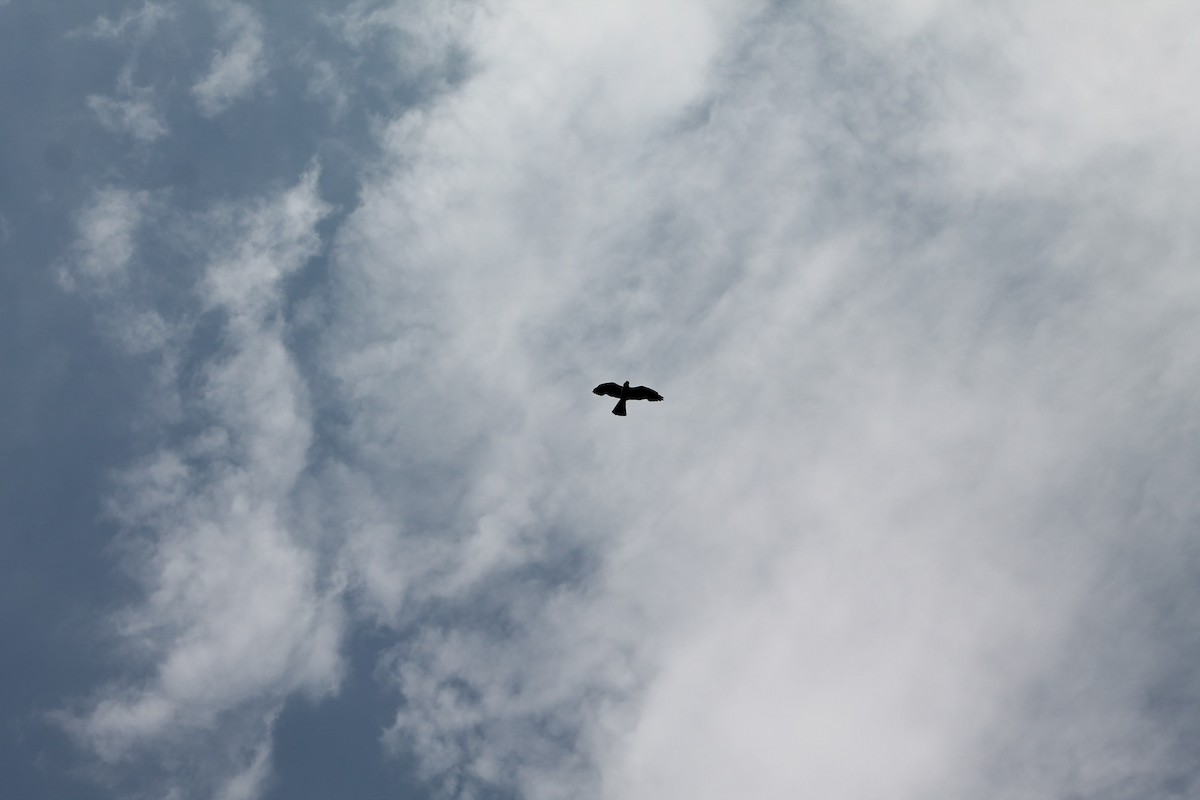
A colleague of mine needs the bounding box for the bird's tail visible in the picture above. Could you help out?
[612,398,627,416]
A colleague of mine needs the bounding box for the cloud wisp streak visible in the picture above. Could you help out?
[193,1,267,117]
[63,169,343,799]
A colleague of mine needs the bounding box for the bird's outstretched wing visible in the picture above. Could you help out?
[626,385,663,401]
[593,382,623,398]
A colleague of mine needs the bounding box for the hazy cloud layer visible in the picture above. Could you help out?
[8,2,1200,799]
[316,3,1200,799]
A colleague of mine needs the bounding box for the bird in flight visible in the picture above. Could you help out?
[593,380,663,416]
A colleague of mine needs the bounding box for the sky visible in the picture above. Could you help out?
[3,1,1200,799]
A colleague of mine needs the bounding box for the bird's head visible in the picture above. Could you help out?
[623,380,630,388]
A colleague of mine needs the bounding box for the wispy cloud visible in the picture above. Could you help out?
[88,67,168,143]
[305,59,349,121]
[77,1,175,41]
[77,5,174,144]
[66,169,341,797]
[193,0,267,117]
[326,0,476,78]
[88,92,168,142]
[216,733,275,800]
[59,187,148,292]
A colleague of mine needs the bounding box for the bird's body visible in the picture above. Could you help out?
[592,380,663,416]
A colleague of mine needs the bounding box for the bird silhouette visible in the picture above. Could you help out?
[593,380,663,416]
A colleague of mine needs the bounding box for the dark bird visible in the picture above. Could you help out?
[593,380,663,416]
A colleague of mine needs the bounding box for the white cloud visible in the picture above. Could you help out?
[901,2,1200,193]
[193,0,267,117]
[69,169,340,797]
[201,167,330,327]
[60,187,148,291]
[57,187,184,424]
[310,2,1200,799]
[326,0,476,78]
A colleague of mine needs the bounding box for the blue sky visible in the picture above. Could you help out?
[3,2,1200,799]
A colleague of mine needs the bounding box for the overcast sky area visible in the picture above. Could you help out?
[4,1,1200,799]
